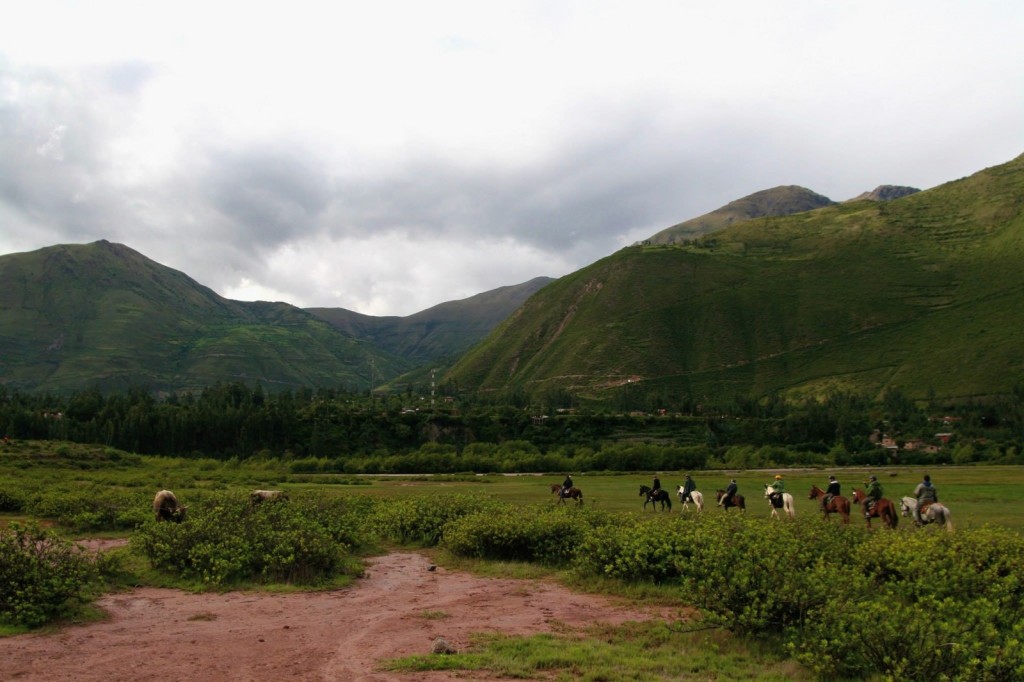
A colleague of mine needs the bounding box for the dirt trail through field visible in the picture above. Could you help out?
[2,549,673,681]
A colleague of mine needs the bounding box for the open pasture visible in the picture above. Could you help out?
[0,436,1021,533]
[338,466,1024,532]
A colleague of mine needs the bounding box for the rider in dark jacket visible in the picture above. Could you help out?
[824,475,840,507]
[720,479,738,507]
[652,476,662,495]
[681,474,696,502]
[562,475,573,498]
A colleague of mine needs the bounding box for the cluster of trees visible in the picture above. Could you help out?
[0,383,1021,467]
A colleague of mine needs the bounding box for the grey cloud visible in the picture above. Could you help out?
[203,145,333,246]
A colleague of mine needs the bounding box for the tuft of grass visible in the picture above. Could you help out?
[385,620,813,681]
[416,610,449,620]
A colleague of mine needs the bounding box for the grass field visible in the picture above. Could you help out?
[306,466,1024,532]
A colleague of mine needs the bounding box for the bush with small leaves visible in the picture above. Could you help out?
[0,523,99,627]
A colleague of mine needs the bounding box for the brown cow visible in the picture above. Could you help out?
[153,490,187,522]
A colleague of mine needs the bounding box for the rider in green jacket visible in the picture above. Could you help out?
[864,475,883,518]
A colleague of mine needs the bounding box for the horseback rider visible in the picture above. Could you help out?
[680,474,696,503]
[824,474,840,508]
[651,475,662,498]
[769,474,785,507]
[720,478,738,507]
[561,474,573,498]
[913,474,938,524]
[864,475,883,518]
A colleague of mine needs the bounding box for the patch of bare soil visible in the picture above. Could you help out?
[2,551,675,681]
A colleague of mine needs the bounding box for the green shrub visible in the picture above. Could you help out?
[0,523,99,627]
[368,494,502,546]
[131,492,361,586]
[442,507,595,565]
[25,488,149,531]
[0,487,26,511]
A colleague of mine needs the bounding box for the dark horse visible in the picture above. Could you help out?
[550,483,584,504]
[715,489,746,512]
[850,488,899,529]
[639,485,672,511]
[808,485,851,524]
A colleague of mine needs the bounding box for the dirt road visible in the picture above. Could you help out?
[2,550,668,681]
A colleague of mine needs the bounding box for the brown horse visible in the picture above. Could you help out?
[715,490,746,512]
[551,483,584,504]
[808,485,851,524]
[850,488,899,529]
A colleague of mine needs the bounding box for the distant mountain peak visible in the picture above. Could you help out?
[847,185,921,202]
[647,185,834,244]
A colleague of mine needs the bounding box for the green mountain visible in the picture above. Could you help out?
[0,241,411,393]
[447,153,1024,403]
[307,276,553,365]
[647,185,835,245]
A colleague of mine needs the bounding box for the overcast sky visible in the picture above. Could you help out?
[2,1,1022,316]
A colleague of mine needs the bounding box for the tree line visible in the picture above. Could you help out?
[0,382,1021,468]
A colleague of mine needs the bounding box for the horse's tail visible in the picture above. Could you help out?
[941,506,954,532]
[888,503,899,529]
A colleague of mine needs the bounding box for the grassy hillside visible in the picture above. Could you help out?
[448,153,1024,403]
[0,241,411,393]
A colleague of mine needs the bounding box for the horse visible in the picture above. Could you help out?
[715,489,746,512]
[808,485,851,524]
[551,483,584,504]
[763,484,796,519]
[676,486,704,513]
[152,489,187,523]
[850,488,899,529]
[639,485,672,511]
[900,497,954,532]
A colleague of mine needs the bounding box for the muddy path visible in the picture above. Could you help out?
[2,551,673,681]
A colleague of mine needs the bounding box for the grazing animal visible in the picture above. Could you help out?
[850,488,899,529]
[808,485,851,524]
[153,490,187,523]
[250,490,288,505]
[900,497,954,532]
[550,483,584,504]
[676,486,704,513]
[763,484,796,519]
[715,489,746,512]
[639,485,672,511]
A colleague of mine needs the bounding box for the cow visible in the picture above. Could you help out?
[250,489,288,505]
[153,490,187,522]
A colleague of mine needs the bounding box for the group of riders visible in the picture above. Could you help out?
[561,471,942,524]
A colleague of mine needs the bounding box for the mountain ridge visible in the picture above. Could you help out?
[446,152,1024,403]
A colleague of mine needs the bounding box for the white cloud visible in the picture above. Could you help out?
[2,1,1023,315]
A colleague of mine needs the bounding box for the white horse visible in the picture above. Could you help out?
[900,497,954,532]
[763,484,796,519]
[676,486,704,513]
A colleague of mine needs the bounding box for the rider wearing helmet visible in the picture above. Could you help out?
[824,474,840,508]
[864,475,883,518]
[561,474,573,498]
[913,474,938,524]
